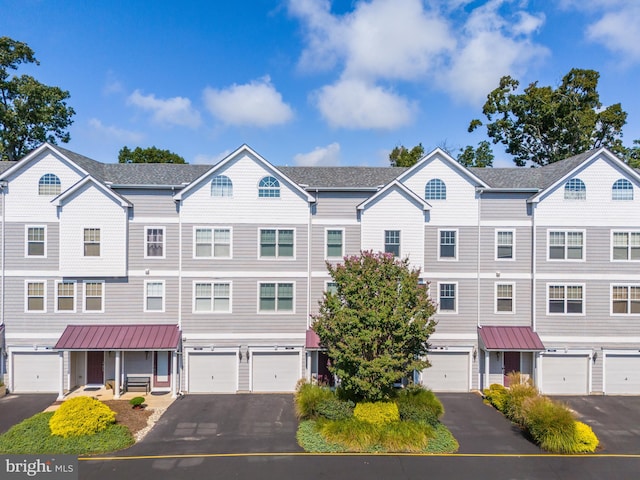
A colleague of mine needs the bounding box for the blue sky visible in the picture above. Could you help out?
[2,0,640,167]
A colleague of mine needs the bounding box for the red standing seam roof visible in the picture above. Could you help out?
[54,324,181,350]
[305,329,321,349]
[478,326,545,351]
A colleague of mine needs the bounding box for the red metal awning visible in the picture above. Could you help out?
[305,329,321,349]
[55,324,181,350]
[478,326,544,351]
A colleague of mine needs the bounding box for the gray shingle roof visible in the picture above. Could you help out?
[279,166,408,189]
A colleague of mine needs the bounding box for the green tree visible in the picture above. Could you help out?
[619,139,640,168]
[457,140,494,168]
[389,143,424,167]
[469,68,627,166]
[0,37,75,161]
[118,145,187,164]
[312,251,437,402]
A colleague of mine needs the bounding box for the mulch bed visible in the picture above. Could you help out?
[102,400,152,436]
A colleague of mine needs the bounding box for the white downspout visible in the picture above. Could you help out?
[114,351,121,399]
[0,181,5,378]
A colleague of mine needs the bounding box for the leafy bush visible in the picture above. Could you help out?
[294,380,334,419]
[574,421,599,453]
[129,396,145,407]
[395,386,444,426]
[49,397,116,438]
[504,380,538,426]
[523,396,576,452]
[483,383,508,412]
[316,397,354,420]
[354,402,399,425]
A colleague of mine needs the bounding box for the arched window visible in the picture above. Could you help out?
[612,179,633,200]
[211,175,233,197]
[258,176,280,198]
[564,178,586,200]
[425,179,446,200]
[38,174,61,196]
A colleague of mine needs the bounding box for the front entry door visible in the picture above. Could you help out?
[154,351,171,388]
[86,351,104,384]
[503,351,521,386]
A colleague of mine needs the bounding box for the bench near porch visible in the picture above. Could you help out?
[125,376,150,394]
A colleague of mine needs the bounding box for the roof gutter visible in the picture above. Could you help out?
[106,184,188,190]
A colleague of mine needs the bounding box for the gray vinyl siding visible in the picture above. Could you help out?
[478,279,532,326]
[312,191,368,218]
[424,226,479,273]
[128,223,180,269]
[430,278,478,334]
[480,192,531,220]
[479,226,532,273]
[310,224,361,272]
[119,189,179,218]
[4,222,60,270]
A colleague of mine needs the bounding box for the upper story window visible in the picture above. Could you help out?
[38,174,61,196]
[326,229,344,259]
[612,179,633,200]
[26,281,46,312]
[145,281,165,312]
[438,282,457,313]
[548,284,583,315]
[612,231,640,261]
[425,179,446,200]
[26,226,46,257]
[549,231,584,260]
[211,175,233,197]
[56,281,76,312]
[384,230,400,257]
[564,178,586,200]
[193,282,231,313]
[145,227,165,258]
[612,285,640,315]
[84,281,104,312]
[439,230,457,259]
[496,283,514,313]
[496,230,514,260]
[258,176,280,198]
[194,227,231,258]
[259,282,294,312]
[260,229,294,258]
[83,228,101,257]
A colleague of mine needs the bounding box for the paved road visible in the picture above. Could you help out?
[0,394,57,434]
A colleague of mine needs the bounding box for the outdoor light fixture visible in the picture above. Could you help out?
[472,347,477,361]
[238,351,243,361]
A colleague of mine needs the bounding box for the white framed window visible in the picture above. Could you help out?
[55,280,76,313]
[437,282,457,313]
[384,230,400,257]
[145,280,165,312]
[83,228,100,257]
[258,176,280,198]
[611,231,640,261]
[145,227,165,258]
[548,230,584,260]
[611,285,640,315]
[547,284,584,315]
[258,282,294,313]
[193,282,231,313]
[439,229,457,260]
[564,178,586,200]
[84,281,104,313]
[25,281,46,312]
[496,230,514,260]
[612,179,633,201]
[425,179,446,200]
[25,226,46,257]
[211,175,233,197]
[259,229,294,258]
[495,283,515,313]
[38,173,61,196]
[194,227,232,258]
[326,229,344,259]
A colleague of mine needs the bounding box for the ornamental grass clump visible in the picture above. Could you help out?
[353,401,399,425]
[503,375,538,426]
[49,396,116,438]
[395,385,444,426]
[294,380,334,419]
[522,396,576,453]
[483,383,509,412]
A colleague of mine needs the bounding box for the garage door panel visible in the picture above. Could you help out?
[252,352,299,392]
[422,352,469,392]
[13,352,59,393]
[605,355,640,395]
[189,352,237,393]
[541,355,589,395]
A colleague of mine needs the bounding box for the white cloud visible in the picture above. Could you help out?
[127,90,202,128]
[202,76,294,127]
[314,79,415,129]
[586,5,640,62]
[294,142,341,166]
[88,118,143,142]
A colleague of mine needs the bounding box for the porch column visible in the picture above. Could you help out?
[483,349,490,391]
[305,352,311,381]
[57,351,64,400]
[114,351,121,399]
[171,351,178,398]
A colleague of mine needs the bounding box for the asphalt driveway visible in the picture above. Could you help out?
[0,393,58,434]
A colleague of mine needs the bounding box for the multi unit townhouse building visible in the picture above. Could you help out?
[0,142,639,399]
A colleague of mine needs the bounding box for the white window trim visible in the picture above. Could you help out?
[438,228,458,261]
[495,229,515,261]
[144,280,166,313]
[83,226,101,257]
[546,283,585,316]
[494,282,516,314]
[546,229,586,262]
[54,280,76,313]
[609,284,640,316]
[24,279,47,313]
[324,227,345,260]
[83,280,105,313]
[258,228,296,260]
[144,226,166,259]
[436,281,458,314]
[192,226,233,259]
[25,225,47,258]
[257,281,296,314]
[192,280,232,314]
[610,230,640,262]
[383,229,402,258]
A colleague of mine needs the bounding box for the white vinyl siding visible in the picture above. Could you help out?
[26,226,46,257]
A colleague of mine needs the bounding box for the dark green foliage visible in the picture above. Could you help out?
[395,386,444,426]
[316,397,354,420]
[118,145,187,164]
[457,140,494,167]
[129,396,145,407]
[389,143,424,167]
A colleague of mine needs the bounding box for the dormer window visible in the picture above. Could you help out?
[211,175,233,197]
[425,179,446,200]
[612,179,633,201]
[38,174,61,196]
[564,178,585,200]
[258,176,280,198]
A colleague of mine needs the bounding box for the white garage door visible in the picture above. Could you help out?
[188,352,237,393]
[605,354,640,395]
[421,351,470,392]
[13,352,59,393]
[540,354,589,395]
[252,351,300,392]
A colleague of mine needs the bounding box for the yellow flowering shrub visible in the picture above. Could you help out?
[574,421,599,453]
[354,402,399,425]
[49,396,116,438]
